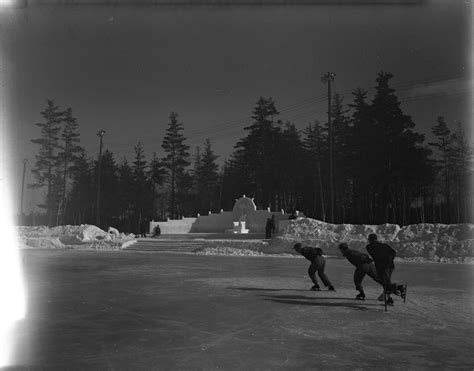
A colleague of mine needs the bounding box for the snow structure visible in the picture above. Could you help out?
[149,195,295,234]
[15,219,474,263]
[107,226,120,239]
[16,225,136,250]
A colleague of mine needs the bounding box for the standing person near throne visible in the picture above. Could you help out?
[265,214,275,239]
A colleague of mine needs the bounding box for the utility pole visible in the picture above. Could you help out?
[20,158,27,217]
[321,72,336,223]
[96,129,106,227]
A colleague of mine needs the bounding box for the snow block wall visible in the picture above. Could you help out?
[244,211,289,233]
[149,218,197,234]
[268,218,474,261]
[190,212,234,233]
[149,211,292,234]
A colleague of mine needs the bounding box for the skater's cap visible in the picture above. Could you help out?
[338,243,348,250]
[293,243,302,249]
[368,233,377,241]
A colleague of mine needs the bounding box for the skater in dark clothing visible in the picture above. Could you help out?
[293,243,335,291]
[265,215,275,239]
[366,234,406,304]
[338,243,384,300]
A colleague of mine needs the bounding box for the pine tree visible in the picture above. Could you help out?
[132,142,150,234]
[347,87,374,223]
[57,107,83,225]
[303,121,327,220]
[330,93,351,222]
[197,138,220,212]
[448,122,473,222]
[148,152,166,220]
[97,150,119,228]
[161,112,190,219]
[30,99,63,226]
[370,71,429,224]
[274,121,304,213]
[117,159,134,232]
[233,97,279,208]
[191,145,203,212]
[176,170,194,218]
[67,153,94,224]
[192,146,202,179]
[220,156,247,210]
[428,116,452,222]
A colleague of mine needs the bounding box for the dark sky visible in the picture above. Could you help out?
[0,0,471,213]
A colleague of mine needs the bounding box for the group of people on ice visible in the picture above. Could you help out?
[293,233,406,306]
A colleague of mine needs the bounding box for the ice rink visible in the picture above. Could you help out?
[9,250,474,369]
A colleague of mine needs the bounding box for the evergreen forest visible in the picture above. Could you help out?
[25,71,473,232]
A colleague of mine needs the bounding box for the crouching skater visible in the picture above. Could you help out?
[366,234,406,305]
[338,242,384,300]
[293,243,335,291]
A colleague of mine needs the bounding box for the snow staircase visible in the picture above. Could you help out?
[124,237,205,253]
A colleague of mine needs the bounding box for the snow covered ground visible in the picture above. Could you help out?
[15,218,474,263]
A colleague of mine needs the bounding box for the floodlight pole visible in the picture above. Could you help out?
[96,129,106,227]
[321,72,336,224]
[20,158,27,216]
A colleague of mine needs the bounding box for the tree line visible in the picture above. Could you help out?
[25,71,473,231]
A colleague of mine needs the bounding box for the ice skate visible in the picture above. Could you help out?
[328,286,336,291]
[355,293,366,300]
[386,297,394,306]
[310,285,321,291]
[397,284,407,300]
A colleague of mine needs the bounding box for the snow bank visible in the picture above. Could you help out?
[16,220,474,263]
[268,218,474,263]
[195,240,270,256]
[196,246,266,256]
[17,225,136,250]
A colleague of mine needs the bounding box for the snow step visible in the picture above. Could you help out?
[131,241,204,245]
[124,238,205,252]
[143,234,267,240]
[125,247,202,252]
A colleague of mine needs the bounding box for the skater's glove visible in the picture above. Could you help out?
[362,255,373,264]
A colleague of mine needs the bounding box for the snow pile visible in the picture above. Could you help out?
[196,246,266,256]
[278,218,401,243]
[269,218,474,262]
[17,225,136,250]
[197,240,269,256]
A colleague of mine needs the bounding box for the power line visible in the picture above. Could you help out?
[102,85,470,159]
[13,72,470,162]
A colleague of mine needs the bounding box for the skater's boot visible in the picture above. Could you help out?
[356,292,366,300]
[397,284,406,300]
[387,283,398,295]
[328,286,336,291]
[310,285,321,291]
[386,296,394,306]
